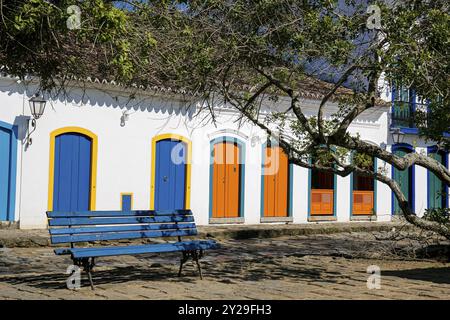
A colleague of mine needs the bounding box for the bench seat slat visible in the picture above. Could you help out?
[49,223,196,235]
[48,215,194,226]
[55,240,220,258]
[47,210,192,218]
[51,229,197,244]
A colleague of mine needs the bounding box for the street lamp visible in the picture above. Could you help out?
[29,95,47,119]
[26,94,47,146]
[390,127,405,144]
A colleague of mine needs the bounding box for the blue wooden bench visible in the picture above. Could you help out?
[46,209,219,289]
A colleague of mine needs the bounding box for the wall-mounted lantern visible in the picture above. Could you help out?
[29,95,47,119]
[26,94,47,146]
[390,127,405,145]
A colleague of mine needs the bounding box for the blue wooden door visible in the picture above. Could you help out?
[393,149,413,214]
[155,139,186,211]
[53,133,92,211]
[428,152,446,209]
[0,127,13,220]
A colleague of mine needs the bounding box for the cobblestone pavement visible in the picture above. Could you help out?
[0,232,449,300]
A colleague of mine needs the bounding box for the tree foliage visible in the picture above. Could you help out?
[1,0,449,238]
[0,0,130,89]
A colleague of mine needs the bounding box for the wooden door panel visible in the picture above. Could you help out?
[53,133,92,212]
[352,191,374,215]
[213,143,225,218]
[263,146,289,217]
[311,189,334,215]
[275,148,289,216]
[226,143,240,217]
[0,127,11,220]
[155,140,187,211]
[263,147,275,216]
[212,141,240,218]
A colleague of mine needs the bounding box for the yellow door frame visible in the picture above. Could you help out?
[150,133,192,210]
[48,127,98,211]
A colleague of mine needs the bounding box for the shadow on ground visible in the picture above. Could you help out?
[0,254,344,290]
[382,267,450,285]
[1,237,448,290]
[0,265,196,290]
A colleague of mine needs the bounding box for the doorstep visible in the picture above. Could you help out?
[260,217,293,223]
[308,216,337,222]
[209,217,245,224]
[0,221,19,230]
[351,215,378,222]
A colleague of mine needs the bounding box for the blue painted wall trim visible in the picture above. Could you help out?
[391,143,415,215]
[391,84,395,129]
[208,136,246,218]
[349,172,352,216]
[260,145,265,217]
[447,152,449,209]
[392,143,415,153]
[288,163,294,216]
[374,158,378,215]
[307,165,311,216]
[0,120,18,222]
[399,127,419,135]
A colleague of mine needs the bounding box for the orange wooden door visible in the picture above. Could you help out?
[212,142,240,218]
[352,191,374,215]
[310,189,334,215]
[263,146,289,217]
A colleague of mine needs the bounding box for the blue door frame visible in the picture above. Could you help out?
[0,120,18,222]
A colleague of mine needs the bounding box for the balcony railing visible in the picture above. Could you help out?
[391,101,415,128]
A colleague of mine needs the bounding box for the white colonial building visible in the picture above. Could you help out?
[0,74,447,229]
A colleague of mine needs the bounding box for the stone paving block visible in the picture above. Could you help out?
[0,232,449,299]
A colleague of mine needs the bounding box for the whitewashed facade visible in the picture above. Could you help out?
[0,74,445,229]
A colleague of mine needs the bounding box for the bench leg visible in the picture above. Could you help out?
[193,251,203,280]
[79,257,95,290]
[178,252,189,277]
[87,271,94,290]
[178,250,204,280]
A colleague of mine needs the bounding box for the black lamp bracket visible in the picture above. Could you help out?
[26,118,37,146]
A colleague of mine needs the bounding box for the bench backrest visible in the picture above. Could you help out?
[46,210,197,245]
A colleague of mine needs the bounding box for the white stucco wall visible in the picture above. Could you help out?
[0,76,441,229]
